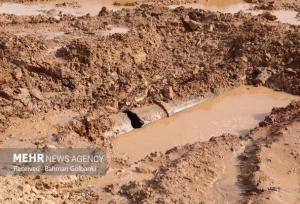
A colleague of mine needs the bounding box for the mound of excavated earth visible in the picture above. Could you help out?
[0,0,299,203]
[0,4,299,141]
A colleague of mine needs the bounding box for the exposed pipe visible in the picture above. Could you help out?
[104,93,215,138]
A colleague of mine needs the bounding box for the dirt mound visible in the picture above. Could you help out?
[0,5,299,137]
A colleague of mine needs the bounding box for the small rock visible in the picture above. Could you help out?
[62,192,70,199]
[265,53,272,60]
[193,66,201,75]
[53,16,60,21]
[105,106,118,113]
[285,68,297,75]
[43,144,57,149]
[46,9,60,16]
[255,70,272,85]
[15,88,30,100]
[98,7,108,16]
[241,56,248,62]
[30,88,44,100]
[162,86,175,100]
[261,12,277,21]
[135,165,154,173]
[153,75,162,81]
[183,19,200,31]
[13,68,23,80]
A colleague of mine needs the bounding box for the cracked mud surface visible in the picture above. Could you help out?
[0,0,299,203]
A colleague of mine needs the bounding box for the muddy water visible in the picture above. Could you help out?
[272,10,300,25]
[113,86,299,162]
[212,151,243,203]
[249,10,300,26]
[0,110,78,148]
[169,0,251,13]
[0,0,136,16]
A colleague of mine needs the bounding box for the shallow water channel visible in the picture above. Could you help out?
[113,86,299,161]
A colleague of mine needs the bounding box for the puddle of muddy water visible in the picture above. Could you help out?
[249,10,300,26]
[113,86,299,162]
[169,0,251,14]
[272,10,300,25]
[0,0,135,16]
[0,110,78,148]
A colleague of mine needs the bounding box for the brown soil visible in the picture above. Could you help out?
[101,102,300,204]
[0,4,299,138]
[0,0,299,203]
[0,102,299,203]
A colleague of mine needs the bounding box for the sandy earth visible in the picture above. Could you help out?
[0,0,299,203]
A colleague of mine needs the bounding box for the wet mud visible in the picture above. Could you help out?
[0,0,299,203]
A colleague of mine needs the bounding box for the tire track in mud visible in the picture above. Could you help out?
[211,150,244,204]
[237,140,262,202]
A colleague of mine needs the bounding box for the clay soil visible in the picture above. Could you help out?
[0,0,299,203]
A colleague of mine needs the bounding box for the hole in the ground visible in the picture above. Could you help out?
[124,111,144,129]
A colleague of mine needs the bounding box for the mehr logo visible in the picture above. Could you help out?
[13,153,44,163]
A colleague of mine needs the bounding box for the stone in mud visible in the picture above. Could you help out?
[13,68,23,80]
[105,106,119,113]
[260,12,277,21]
[30,88,44,101]
[46,9,60,17]
[285,68,297,75]
[255,69,272,85]
[183,19,200,31]
[193,66,204,75]
[135,165,155,173]
[162,86,175,100]
[98,7,109,16]
[15,88,30,100]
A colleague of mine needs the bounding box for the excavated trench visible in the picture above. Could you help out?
[111,86,299,162]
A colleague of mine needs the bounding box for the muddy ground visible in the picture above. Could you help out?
[0,0,299,203]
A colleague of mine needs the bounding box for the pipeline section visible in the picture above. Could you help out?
[104,93,215,138]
